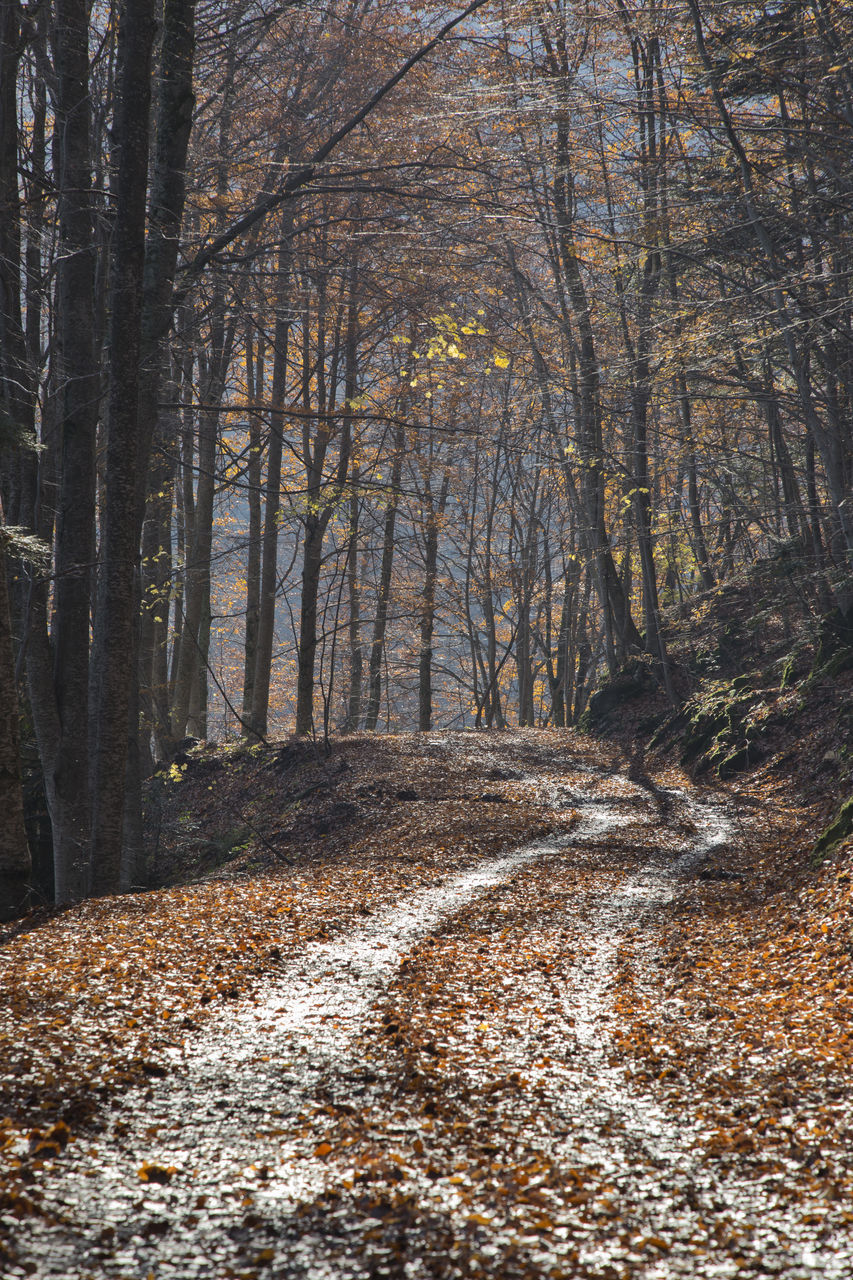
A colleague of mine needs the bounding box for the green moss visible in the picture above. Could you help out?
[717,747,749,778]
[808,607,853,684]
[780,652,797,690]
[813,796,853,862]
[812,649,853,681]
[677,678,763,774]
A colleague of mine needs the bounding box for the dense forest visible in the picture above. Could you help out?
[1,0,852,912]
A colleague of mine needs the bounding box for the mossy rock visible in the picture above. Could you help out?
[813,796,853,862]
[575,708,593,734]
[780,650,800,690]
[678,680,761,772]
[581,657,660,728]
[766,535,809,570]
[812,648,853,681]
[810,607,853,681]
[717,747,750,779]
[200,825,253,865]
[717,740,762,779]
[717,619,747,663]
[680,707,730,763]
[693,647,720,677]
[649,707,689,751]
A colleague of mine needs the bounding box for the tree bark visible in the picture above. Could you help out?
[418,469,449,733]
[48,0,100,901]
[0,1,34,477]
[171,399,218,739]
[130,0,196,772]
[341,286,362,733]
[295,512,325,736]
[365,424,404,731]
[241,323,263,727]
[249,228,293,739]
[0,515,31,919]
[294,258,354,736]
[344,464,363,732]
[90,0,157,896]
[139,379,178,765]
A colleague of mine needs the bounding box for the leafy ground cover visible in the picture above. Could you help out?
[613,767,853,1214]
[0,733,563,1262]
[2,730,852,1278]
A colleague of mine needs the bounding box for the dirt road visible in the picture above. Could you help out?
[6,734,853,1278]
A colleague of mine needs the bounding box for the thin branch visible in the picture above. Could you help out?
[174,0,491,301]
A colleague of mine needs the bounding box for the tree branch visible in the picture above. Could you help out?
[175,0,490,298]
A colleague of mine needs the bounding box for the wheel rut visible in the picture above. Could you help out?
[8,734,851,1279]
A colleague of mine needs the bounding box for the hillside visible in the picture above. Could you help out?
[580,553,853,851]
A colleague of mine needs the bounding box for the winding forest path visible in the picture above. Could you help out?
[5,734,853,1279]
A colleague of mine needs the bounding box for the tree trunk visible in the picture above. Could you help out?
[0,5,33,916]
[551,563,576,729]
[418,470,449,733]
[0,517,31,919]
[295,513,325,736]
[344,464,363,732]
[132,0,196,765]
[139,385,177,765]
[249,229,293,739]
[365,424,404,731]
[241,323,263,728]
[171,395,217,739]
[0,1,35,480]
[341,288,362,734]
[188,590,210,739]
[678,383,715,591]
[90,0,157,896]
[294,256,354,736]
[169,341,195,705]
[171,12,232,740]
[48,0,100,902]
[552,127,639,668]
[479,440,506,730]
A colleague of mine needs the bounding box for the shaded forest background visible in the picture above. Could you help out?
[1,0,851,913]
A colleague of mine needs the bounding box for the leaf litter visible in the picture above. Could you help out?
[1,729,852,1277]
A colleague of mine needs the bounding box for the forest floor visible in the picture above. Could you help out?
[2,728,853,1279]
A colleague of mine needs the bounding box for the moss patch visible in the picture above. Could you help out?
[675,679,764,777]
[813,795,853,862]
